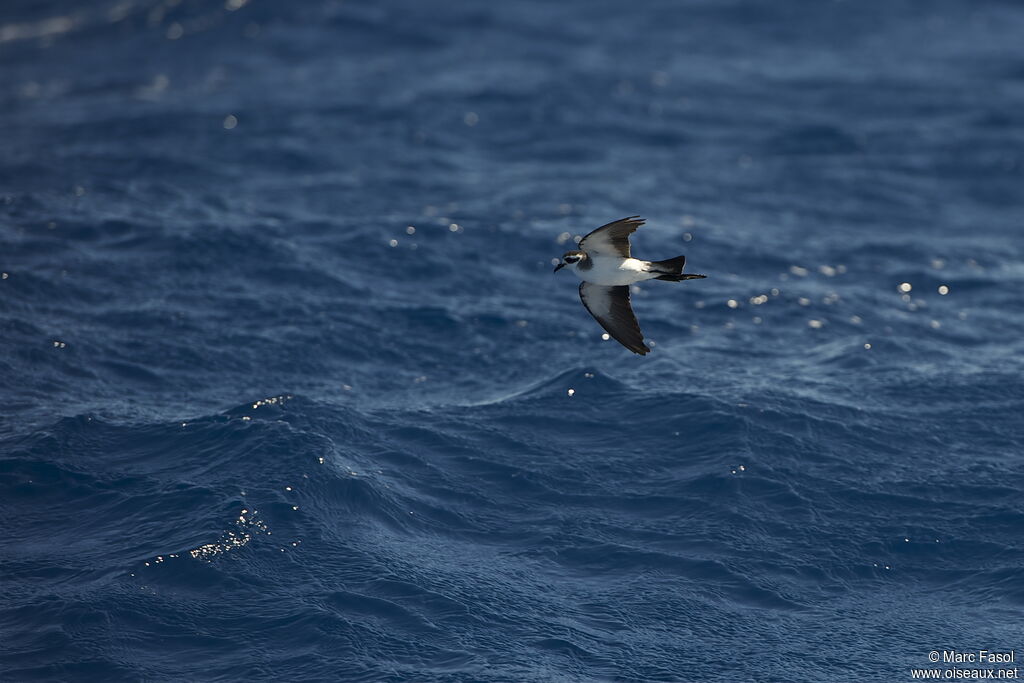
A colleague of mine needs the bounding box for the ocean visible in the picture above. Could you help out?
[1,0,1022,681]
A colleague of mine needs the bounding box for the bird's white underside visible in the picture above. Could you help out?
[570,257,657,287]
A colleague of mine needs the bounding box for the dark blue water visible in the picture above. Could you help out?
[2,1,1023,681]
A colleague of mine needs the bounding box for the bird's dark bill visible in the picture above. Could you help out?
[553,263,565,272]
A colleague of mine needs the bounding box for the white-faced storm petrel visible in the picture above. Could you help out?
[554,216,706,355]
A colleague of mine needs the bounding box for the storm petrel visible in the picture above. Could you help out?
[554,216,706,355]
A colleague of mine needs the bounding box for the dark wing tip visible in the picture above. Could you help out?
[595,215,645,230]
[622,338,651,355]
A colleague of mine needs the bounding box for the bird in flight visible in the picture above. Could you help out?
[554,216,706,355]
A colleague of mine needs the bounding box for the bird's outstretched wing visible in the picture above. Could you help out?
[579,282,650,355]
[577,216,644,258]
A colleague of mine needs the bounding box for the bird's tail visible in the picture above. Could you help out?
[649,255,707,282]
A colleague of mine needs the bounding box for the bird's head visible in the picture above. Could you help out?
[553,250,587,273]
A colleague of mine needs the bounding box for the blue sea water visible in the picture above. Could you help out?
[2,0,1023,681]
